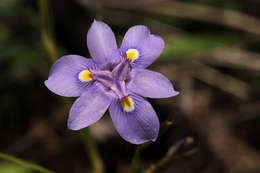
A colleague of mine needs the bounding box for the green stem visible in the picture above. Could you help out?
[0,152,55,173]
[130,146,142,173]
[79,129,105,173]
[38,0,57,63]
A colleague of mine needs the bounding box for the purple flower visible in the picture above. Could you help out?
[45,20,179,144]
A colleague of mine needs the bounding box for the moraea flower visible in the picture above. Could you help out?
[45,20,179,144]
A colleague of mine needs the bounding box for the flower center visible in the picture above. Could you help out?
[78,59,135,112]
[78,70,93,82]
[120,96,134,112]
[126,49,139,61]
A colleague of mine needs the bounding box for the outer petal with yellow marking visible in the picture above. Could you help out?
[44,55,97,97]
[109,94,159,144]
[128,69,179,98]
[120,96,135,112]
[120,25,165,68]
[68,83,113,130]
[78,70,93,82]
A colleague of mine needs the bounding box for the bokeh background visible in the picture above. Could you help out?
[1,0,260,173]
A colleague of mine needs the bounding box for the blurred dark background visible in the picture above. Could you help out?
[1,0,260,172]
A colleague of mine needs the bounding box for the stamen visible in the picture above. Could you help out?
[126,49,139,61]
[120,96,135,112]
[78,70,93,82]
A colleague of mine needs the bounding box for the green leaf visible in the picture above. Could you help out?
[0,162,33,173]
[161,34,236,61]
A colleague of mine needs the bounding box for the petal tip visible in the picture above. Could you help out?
[91,19,105,27]
[128,139,149,145]
[172,91,180,97]
[123,126,159,144]
[151,130,159,142]
[44,79,52,91]
[44,79,48,86]
[151,34,165,54]
[93,19,99,25]
[67,119,84,131]
[130,136,158,145]
[151,138,157,142]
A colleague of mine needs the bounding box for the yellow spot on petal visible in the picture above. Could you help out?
[126,49,139,61]
[78,70,93,82]
[120,96,135,112]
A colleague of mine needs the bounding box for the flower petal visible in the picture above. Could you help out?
[68,83,112,130]
[45,55,97,97]
[128,68,179,98]
[120,25,165,68]
[121,25,150,48]
[109,94,159,144]
[87,20,120,65]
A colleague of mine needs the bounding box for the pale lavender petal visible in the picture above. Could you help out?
[128,68,179,98]
[68,83,112,130]
[45,55,97,97]
[87,20,120,65]
[121,25,150,48]
[109,94,159,144]
[120,25,165,68]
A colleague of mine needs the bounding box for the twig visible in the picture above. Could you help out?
[129,120,175,173]
[188,112,260,173]
[80,0,260,36]
[143,137,198,173]
[144,1,260,36]
[189,62,250,99]
[205,48,260,72]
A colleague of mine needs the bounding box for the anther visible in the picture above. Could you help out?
[126,49,139,62]
[78,70,93,82]
[120,96,135,112]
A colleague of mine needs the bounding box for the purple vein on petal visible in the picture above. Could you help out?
[116,60,128,80]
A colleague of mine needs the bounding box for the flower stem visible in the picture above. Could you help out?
[79,128,105,173]
[38,0,58,63]
[130,146,142,173]
[0,152,55,173]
